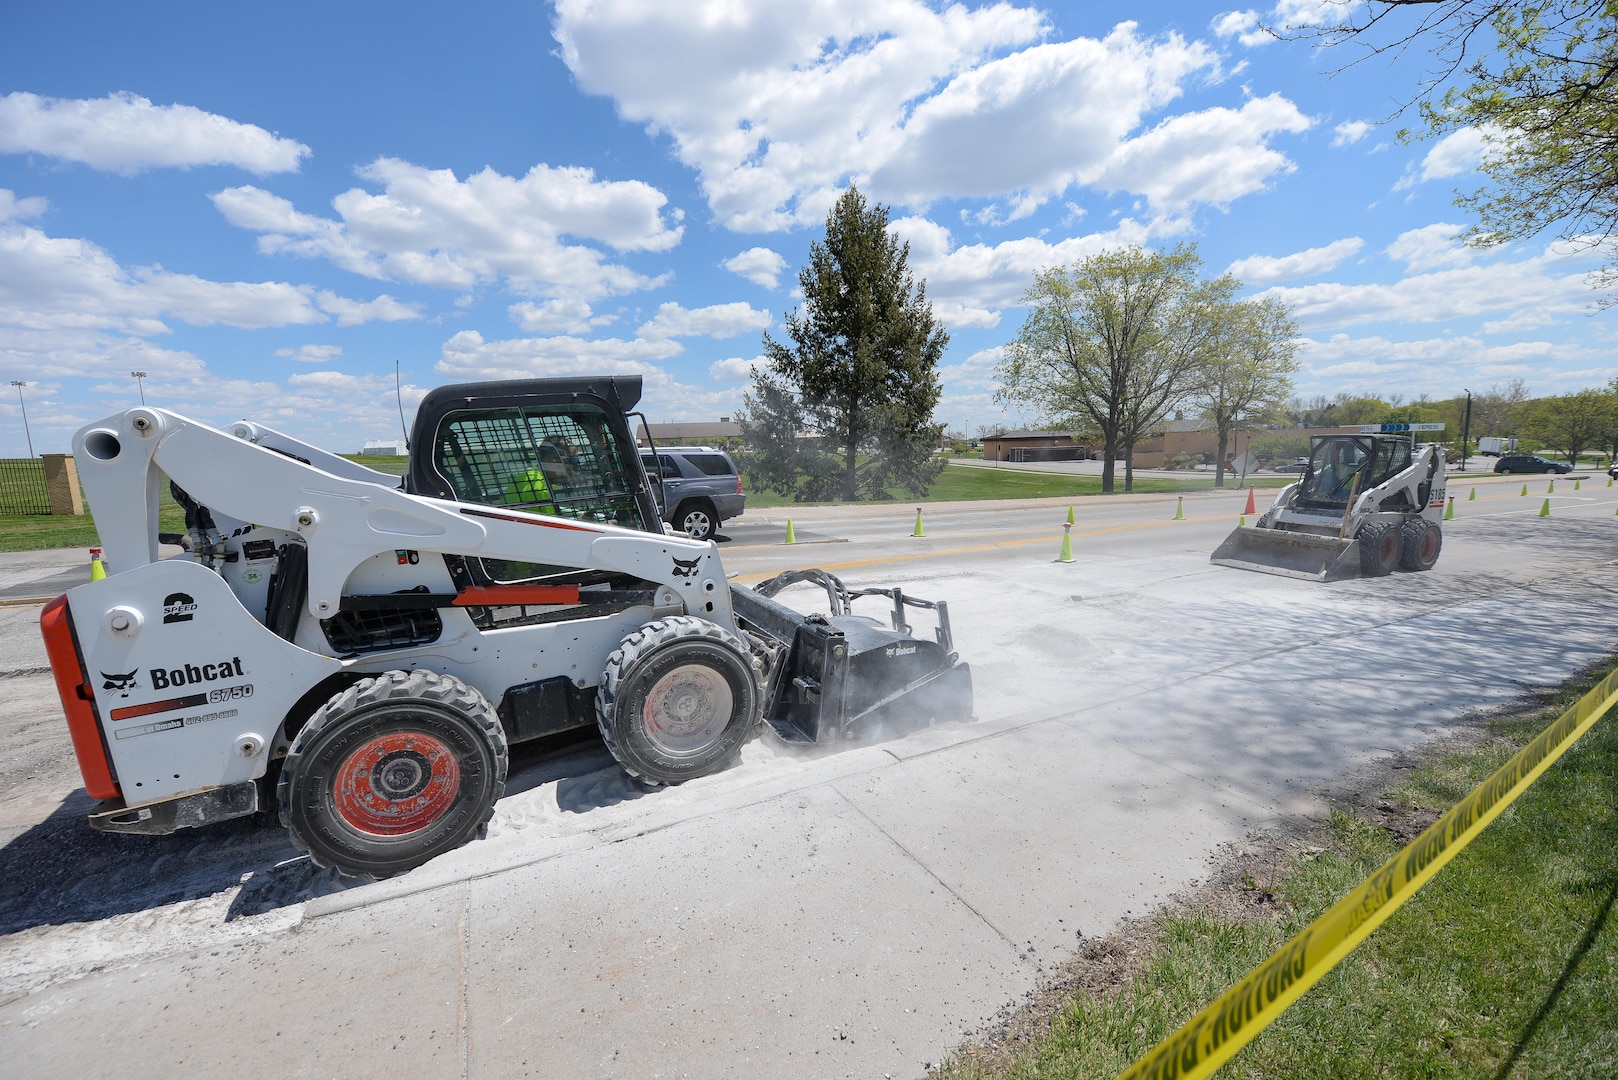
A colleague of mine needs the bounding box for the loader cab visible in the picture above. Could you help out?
[1297,434,1413,508]
[406,377,665,581]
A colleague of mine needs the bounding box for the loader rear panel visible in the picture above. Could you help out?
[40,595,120,800]
[1210,526,1362,583]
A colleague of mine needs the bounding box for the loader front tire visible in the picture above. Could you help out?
[1399,520,1442,571]
[596,616,759,786]
[278,670,507,879]
[1357,523,1401,576]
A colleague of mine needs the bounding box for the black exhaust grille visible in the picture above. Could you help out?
[320,605,442,655]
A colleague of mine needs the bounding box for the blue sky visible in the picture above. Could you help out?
[2,0,1613,456]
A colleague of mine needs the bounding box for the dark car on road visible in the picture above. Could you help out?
[1272,458,1311,473]
[640,446,746,541]
[1494,454,1572,474]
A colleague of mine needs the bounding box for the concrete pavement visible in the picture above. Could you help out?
[3,484,1616,1077]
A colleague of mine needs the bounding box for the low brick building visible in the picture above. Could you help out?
[980,430,1086,462]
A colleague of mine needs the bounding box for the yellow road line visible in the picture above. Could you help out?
[734,514,1232,582]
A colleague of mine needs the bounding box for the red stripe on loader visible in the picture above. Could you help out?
[109,693,209,722]
[454,585,581,606]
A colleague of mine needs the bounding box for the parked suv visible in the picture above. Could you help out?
[639,446,746,541]
[1494,454,1572,474]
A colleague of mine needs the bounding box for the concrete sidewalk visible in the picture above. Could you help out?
[4,506,1617,1077]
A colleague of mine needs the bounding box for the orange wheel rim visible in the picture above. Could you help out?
[333,732,460,836]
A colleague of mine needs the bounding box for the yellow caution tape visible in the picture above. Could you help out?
[1116,663,1618,1080]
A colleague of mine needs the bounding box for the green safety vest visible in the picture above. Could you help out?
[499,469,557,514]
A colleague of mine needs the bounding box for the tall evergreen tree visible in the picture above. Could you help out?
[740,187,947,501]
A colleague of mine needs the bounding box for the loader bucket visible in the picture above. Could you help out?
[729,571,974,745]
[1210,525,1361,582]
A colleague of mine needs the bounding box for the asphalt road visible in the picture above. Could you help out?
[3,471,1614,1078]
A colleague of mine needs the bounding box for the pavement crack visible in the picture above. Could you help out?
[833,787,1022,955]
[459,883,472,1080]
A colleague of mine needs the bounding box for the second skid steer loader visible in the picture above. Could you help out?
[1211,426,1447,582]
[41,377,972,879]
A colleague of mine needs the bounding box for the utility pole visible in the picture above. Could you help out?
[131,370,147,405]
[1460,389,1472,473]
[10,380,33,457]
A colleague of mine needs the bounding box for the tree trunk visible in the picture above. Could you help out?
[1100,438,1116,493]
[1123,442,1134,493]
[1214,428,1230,488]
[844,400,859,501]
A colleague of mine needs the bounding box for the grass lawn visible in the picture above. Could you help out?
[941,664,1618,1079]
[743,463,1291,508]
[0,456,407,553]
[0,460,1291,550]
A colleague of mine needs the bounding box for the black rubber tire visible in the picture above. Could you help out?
[674,500,717,541]
[278,670,507,879]
[1398,520,1442,571]
[596,616,759,785]
[1358,522,1401,576]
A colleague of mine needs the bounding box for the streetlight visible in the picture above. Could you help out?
[1460,389,1473,473]
[10,380,33,457]
[131,370,147,405]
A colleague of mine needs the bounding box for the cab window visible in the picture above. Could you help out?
[433,403,651,581]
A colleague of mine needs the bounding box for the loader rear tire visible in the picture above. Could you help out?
[278,670,507,879]
[1399,520,1442,571]
[596,616,759,786]
[1357,523,1400,576]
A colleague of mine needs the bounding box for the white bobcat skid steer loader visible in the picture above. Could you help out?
[1211,427,1447,582]
[41,377,971,878]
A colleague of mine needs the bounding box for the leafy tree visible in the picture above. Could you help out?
[1305,2,1618,289]
[997,244,1218,493]
[1525,386,1615,461]
[740,187,947,501]
[1380,403,1444,425]
[1473,378,1532,434]
[1199,295,1300,487]
[1249,433,1312,464]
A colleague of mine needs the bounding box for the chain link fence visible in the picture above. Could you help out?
[0,458,51,515]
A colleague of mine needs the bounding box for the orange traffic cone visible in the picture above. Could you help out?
[1243,488,1256,516]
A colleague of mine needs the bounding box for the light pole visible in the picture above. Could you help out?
[10,380,33,457]
[131,370,147,405]
[1460,389,1473,473]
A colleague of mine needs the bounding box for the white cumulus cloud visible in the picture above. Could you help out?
[1211,11,1272,47]
[313,291,422,327]
[709,355,765,382]
[435,328,681,382]
[1395,125,1498,189]
[1384,223,1473,273]
[0,189,47,222]
[1332,119,1371,146]
[723,247,789,288]
[892,212,1162,327]
[1228,237,1364,283]
[508,298,617,333]
[274,344,343,364]
[1257,234,1606,332]
[212,157,681,301]
[637,301,770,340]
[0,91,309,175]
[555,5,1308,228]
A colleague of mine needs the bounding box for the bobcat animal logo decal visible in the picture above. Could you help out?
[670,555,702,579]
[100,670,139,697]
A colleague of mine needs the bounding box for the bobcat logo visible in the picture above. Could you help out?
[100,670,139,697]
[670,555,702,579]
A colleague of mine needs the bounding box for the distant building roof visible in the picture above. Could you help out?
[982,430,1074,441]
[636,421,742,443]
[1167,418,1216,433]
